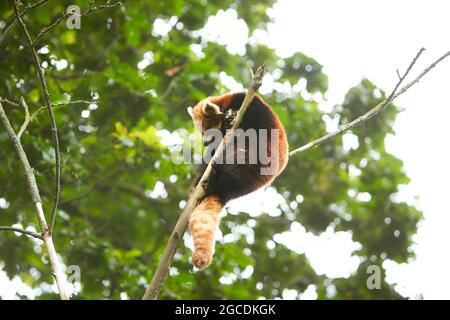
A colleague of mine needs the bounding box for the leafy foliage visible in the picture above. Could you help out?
[0,0,421,299]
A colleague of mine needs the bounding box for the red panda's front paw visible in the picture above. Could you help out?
[201,179,210,191]
[223,109,237,128]
[192,250,212,270]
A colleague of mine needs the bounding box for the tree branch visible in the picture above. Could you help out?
[117,184,170,204]
[32,2,122,46]
[30,100,97,121]
[13,0,61,233]
[0,98,20,108]
[17,97,30,138]
[0,0,48,46]
[289,48,450,157]
[0,226,43,240]
[142,64,267,300]
[47,71,94,80]
[60,166,124,204]
[0,101,69,300]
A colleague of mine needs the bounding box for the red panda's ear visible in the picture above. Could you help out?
[202,100,223,116]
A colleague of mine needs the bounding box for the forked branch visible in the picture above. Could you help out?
[289,48,450,157]
[0,226,43,240]
[0,101,69,300]
[12,0,61,232]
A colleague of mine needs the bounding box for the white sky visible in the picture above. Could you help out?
[269,0,450,299]
[2,0,450,299]
[265,0,450,299]
[202,0,450,299]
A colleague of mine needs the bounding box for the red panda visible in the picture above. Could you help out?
[188,92,288,269]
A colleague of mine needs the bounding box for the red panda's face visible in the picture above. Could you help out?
[191,99,223,134]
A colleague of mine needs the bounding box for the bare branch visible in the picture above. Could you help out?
[0,0,48,46]
[0,101,69,300]
[17,97,30,138]
[13,0,61,233]
[0,104,41,204]
[48,71,94,80]
[60,166,124,204]
[142,64,267,300]
[0,98,20,108]
[117,184,170,204]
[32,2,122,46]
[289,48,450,157]
[0,226,43,240]
[30,100,98,121]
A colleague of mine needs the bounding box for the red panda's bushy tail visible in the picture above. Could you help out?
[188,195,224,269]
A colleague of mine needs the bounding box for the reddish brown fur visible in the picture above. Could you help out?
[189,92,288,269]
[208,94,234,112]
[188,195,222,269]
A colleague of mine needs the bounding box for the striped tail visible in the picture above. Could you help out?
[188,195,224,269]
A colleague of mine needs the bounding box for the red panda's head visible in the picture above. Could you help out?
[188,98,223,134]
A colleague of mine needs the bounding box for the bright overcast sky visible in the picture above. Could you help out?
[266,0,450,299]
[2,0,450,299]
[203,0,450,299]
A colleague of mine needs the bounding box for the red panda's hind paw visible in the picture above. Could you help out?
[192,250,212,270]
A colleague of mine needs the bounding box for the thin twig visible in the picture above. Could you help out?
[0,0,48,46]
[160,78,178,101]
[48,71,93,80]
[117,184,170,204]
[17,97,30,138]
[32,2,122,46]
[288,48,450,157]
[30,100,97,121]
[142,64,267,300]
[13,0,61,233]
[0,101,69,300]
[60,166,124,204]
[0,98,20,108]
[0,226,43,240]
